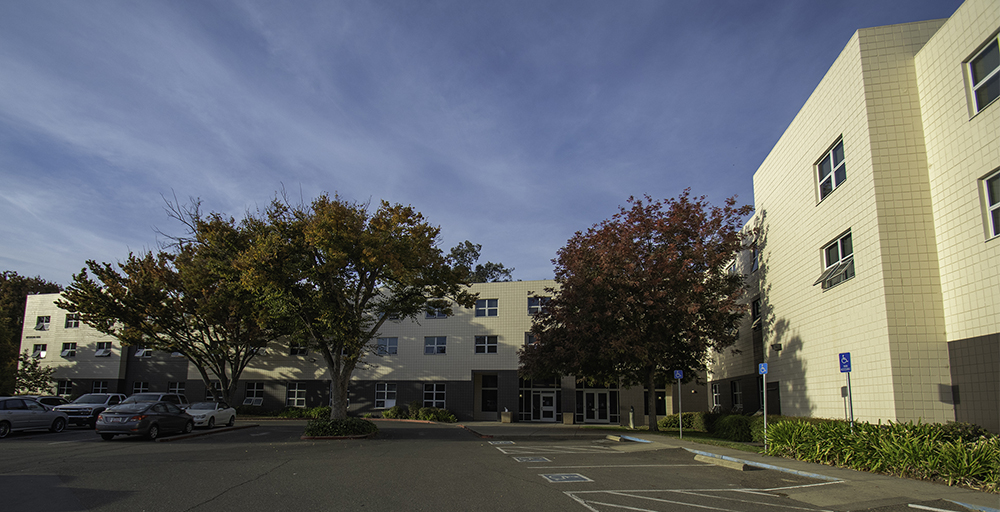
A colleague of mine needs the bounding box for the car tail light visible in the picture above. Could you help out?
[129,415,147,422]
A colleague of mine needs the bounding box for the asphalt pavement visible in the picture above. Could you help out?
[453,420,1000,512]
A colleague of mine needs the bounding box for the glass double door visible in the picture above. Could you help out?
[584,391,609,423]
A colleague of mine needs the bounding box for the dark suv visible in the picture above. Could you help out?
[121,393,190,408]
[54,393,127,428]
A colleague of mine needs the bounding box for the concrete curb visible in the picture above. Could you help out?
[300,432,377,440]
[683,447,842,482]
[694,453,749,471]
[944,500,1000,512]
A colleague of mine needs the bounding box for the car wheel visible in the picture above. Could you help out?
[100,433,115,441]
[0,421,10,439]
[184,421,194,434]
[147,424,159,440]
[50,417,67,433]
[207,417,215,429]
[226,416,235,427]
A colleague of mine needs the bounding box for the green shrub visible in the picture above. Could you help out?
[657,412,710,432]
[713,414,753,442]
[415,407,458,423]
[303,417,378,437]
[937,422,996,443]
[407,400,423,420]
[235,405,274,416]
[765,419,999,492]
[381,405,407,419]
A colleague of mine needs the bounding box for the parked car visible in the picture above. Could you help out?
[20,395,70,408]
[187,402,236,428]
[96,401,194,440]
[54,393,127,428]
[121,393,190,408]
[0,397,68,438]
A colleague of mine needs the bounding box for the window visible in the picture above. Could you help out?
[711,384,721,410]
[527,296,550,315]
[376,337,398,355]
[168,382,185,394]
[481,375,498,413]
[95,341,112,357]
[475,335,498,354]
[375,382,397,409]
[135,347,152,358]
[32,344,47,358]
[206,381,222,400]
[524,333,536,346]
[132,381,149,394]
[731,381,743,411]
[244,382,264,406]
[289,342,307,356]
[57,380,72,396]
[750,244,759,273]
[424,336,446,355]
[286,382,305,407]
[814,231,855,289]
[34,316,50,331]
[751,299,762,331]
[727,262,737,275]
[475,299,498,317]
[985,171,1000,238]
[425,307,447,319]
[423,383,446,408]
[817,139,847,200]
[61,343,76,358]
[64,313,80,328]
[970,35,999,113]
[92,381,108,394]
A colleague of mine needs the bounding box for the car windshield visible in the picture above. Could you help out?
[106,403,150,413]
[189,403,219,410]
[74,395,109,404]
[122,394,161,403]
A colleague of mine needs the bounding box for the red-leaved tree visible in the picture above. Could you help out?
[520,191,753,430]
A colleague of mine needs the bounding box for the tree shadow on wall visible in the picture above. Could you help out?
[753,209,814,417]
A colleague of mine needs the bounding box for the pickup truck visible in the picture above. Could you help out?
[54,393,127,428]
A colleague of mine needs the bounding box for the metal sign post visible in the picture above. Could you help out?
[839,352,853,432]
[674,370,683,439]
[758,363,768,450]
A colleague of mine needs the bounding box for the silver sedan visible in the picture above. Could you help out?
[0,397,68,438]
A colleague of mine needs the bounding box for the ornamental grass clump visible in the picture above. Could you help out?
[304,417,378,437]
[764,419,998,493]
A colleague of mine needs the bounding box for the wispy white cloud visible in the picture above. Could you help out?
[0,0,962,284]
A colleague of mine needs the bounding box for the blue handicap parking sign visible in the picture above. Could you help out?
[758,363,768,375]
[673,370,683,379]
[839,352,851,373]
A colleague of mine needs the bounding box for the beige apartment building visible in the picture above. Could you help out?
[708,0,999,432]
[19,282,696,424]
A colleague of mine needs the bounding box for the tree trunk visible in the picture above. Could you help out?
[646,367,659,432]
[330,372,350,420]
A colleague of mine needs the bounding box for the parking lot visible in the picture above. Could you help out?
[0,421,996,512]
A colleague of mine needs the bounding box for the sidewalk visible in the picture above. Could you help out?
[456,421,1000,512]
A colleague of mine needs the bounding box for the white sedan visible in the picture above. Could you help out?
[186,402,236,429]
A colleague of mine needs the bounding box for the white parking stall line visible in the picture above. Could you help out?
[565,489,836,512]
[496,445,621,455]
[534,464,708,470]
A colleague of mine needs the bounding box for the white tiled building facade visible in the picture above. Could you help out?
[708,0,999,433]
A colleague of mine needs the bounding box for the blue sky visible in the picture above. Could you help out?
[0,0,962,285]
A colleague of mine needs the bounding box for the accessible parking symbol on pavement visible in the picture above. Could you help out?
[540,473,593,483]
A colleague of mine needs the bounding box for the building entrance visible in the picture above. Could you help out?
[532,391,557,422]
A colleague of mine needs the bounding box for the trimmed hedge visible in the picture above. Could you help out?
[379,403,457,422]
[303,417,378,437]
